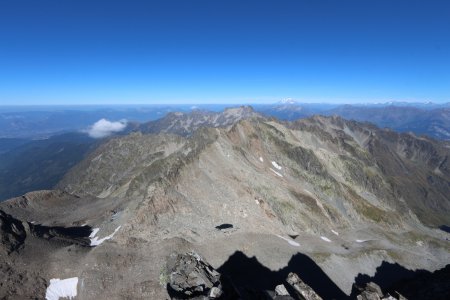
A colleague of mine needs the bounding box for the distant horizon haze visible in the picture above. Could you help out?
[0,99,448,107]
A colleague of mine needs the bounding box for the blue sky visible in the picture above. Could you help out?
[0,0,449,105]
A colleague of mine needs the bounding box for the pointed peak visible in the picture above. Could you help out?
[223,105,255,113]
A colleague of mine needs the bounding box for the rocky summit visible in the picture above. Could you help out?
[0,108,449,299]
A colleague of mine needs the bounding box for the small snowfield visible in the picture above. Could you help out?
[90,226,121,246]
[271,161,282,170]
[321,236,332,242]
[45,277,78,300]
[276,235,300,247]
[355,239,369,243]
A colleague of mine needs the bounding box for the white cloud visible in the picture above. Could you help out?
[86,119,127,138]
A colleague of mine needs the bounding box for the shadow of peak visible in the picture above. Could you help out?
[390,264,450,300]
[439,225,450,234]
[351,261,429,298]
[217,251,349,300]
[281,253,348,299]
[351,261,450,299]
[217,251,279,292]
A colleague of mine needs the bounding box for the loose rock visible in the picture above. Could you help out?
[167,251,237,299]
[275,284,289,296]
[286,272,323,300]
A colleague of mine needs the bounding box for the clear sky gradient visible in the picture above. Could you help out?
[0,0,449,105]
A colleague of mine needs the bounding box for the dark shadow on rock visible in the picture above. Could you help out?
[351,261,450,299]
[29,223,93,246]
[351,261,427,295]
[388,264,450,300]
[281,254,349,299]
[217,252,281,298]
[168,250,450,300]
[439,225,450,234]
[216,224,233,230]
[217,251,349,300]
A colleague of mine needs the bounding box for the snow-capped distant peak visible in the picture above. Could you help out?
[278,98,297,105]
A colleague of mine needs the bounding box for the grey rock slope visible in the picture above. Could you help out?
[137,105,261,136]
[0,112,449,299]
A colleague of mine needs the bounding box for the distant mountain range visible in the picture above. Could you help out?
[1,102,449,140]
[326,105,450,140]
[254,102,450,140]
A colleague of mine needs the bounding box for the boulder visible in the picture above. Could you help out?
[356,282,383,300]
[275,284,289,296]
[286,272,323,300]
[354,282,407,300]
[0,210,27,255]
[167,251,237,299]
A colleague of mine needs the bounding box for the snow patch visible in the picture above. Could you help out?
[355,239,369,243]
[271,161,282,170]
[279,98,297,105]
[90,226,121,246]
[45,277,78,300]
[321,236,331,242]
[331,230,339,236]
[270,168,283,177]
[259,156,264,162]
[276,235,300,247]
[89,228,100,238]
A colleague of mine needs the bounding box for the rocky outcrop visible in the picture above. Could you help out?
[354,282,406,300]
[167,252,336,300]
[0,210,26,254]
[139,106,261,137]
[275,284,290,297]
[167,252,238,299]
[165,252,446,300]
[286,272,323,300]
[1,208,97,251]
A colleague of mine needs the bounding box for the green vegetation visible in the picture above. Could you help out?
[311,252,331,263]
[344,186,396,224]
[159,267,169,286]
[385,249,403,261]
[290,190,322,215]
[254,186,296,225]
